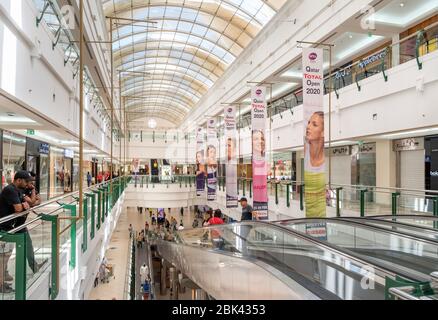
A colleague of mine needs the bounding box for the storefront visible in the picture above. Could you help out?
[425,136,438,192]
[50,147,65,198]
[1,131,26,190]
[272,152,293,180]
[394,138,425,191]
[238,157,252,178]
[63,149,74,193]
[351,143,376,202]
[327,146,352,186]
[26,138,50,201]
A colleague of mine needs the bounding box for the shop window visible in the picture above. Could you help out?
[2,131,26,189]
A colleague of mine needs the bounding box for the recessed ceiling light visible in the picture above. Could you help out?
[349,34,353,39]
[400,2,405,7]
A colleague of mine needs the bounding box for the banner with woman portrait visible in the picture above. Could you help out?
[224,106,238,208]
[196,127,205,197]
[303,47,326,218]
[251,87,268,220]
[206,119,218,201]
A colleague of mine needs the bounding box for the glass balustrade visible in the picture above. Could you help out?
[0,177,129,300]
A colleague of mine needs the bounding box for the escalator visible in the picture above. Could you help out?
[275,218,438,282]
[152,220,438,300]
[332,216,438,242]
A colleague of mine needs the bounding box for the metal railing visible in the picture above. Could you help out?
[0,176,130,300]
[238,21,438,126]
[141,174,438,218]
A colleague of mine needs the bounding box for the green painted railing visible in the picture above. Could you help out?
[0,177,129,301]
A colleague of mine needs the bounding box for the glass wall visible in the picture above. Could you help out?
[2,131,26,189]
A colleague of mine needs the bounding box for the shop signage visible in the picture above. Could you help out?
[39,143,50,155]
[334,67,351,80]
[358,143,376,153]
[251,86,268,220]
[64,149,74,159]
[303,47,326,218]
[27,129,35,136]
[359,50,387,69]
[430,171,438,177]
[393,138,424,151]
[331,146,351,156]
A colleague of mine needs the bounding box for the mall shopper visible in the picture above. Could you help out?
[141,230,146,244]
[128,224,133,238]
[97,172,103,184]
[140,263,149,285]
[137,232,143,248]
[209,210,225,249]
[145,221,149,234]
[238,198,254,255]
[180,207,184,217]
[209,209,225,226]
[202,210,212,226]
[171,217,178,232]
[142,275,151,300]
[239,198,254,221]
[19,172,47,273]
[87,172,92,187]
[0,171,32,293]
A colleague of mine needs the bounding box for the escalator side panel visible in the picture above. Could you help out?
[156,239,320,300]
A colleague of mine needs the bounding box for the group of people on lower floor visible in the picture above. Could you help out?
[0,171,48,294]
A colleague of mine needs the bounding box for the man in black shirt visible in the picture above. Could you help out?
[239,197,254,221]
[17,172,46,274]
[0,171,31,293]
[238,198,255,256]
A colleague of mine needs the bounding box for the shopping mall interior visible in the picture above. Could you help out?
[0,0,437,302]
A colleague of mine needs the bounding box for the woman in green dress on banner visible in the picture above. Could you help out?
[304,111,326,218]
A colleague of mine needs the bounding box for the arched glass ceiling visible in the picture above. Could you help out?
[102,0,287,124]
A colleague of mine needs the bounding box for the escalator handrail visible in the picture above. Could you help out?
[333,217,438,242]
[175,221,403,281]
[274,217,438,247]
[370,215,438,232]
[154,235,341,300]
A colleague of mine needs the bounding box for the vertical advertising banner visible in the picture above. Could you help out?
[251,87,268,220]
[196,127,205,196]
[207,118,218,201]
[303,47,326,218]
[224,106,238,208]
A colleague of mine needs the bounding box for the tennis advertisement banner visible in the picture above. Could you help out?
[224,106,238,208]
[196,127,205,197]
[207,119,218,201]
[302,47,326,218]
[251,86,268,220]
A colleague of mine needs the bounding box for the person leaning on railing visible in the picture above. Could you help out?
[15,172,47,274]
[0,171,32,293]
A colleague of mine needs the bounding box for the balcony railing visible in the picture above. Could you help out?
[0,176,131,300]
